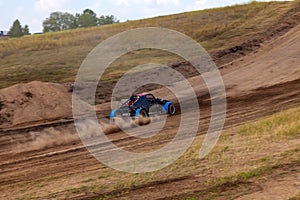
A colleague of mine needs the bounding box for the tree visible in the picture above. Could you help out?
[22,25,30,35]
[78,9,98,28]
[98,15,119,25]
[8,20,23,37]
[43,12,78,33]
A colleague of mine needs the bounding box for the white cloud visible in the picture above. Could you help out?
[113,0,180,6]
[114,0,129,6]
[30,18,43,33]
[131,0,155,5]
[16,6,25,13]
[144,0,154,3]
[186,0,249,11]
[194,0,206,8]
[258,0,293,1]
[156,0,180,5]
[35,0,68,13]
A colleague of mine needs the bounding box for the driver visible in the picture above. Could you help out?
[128,94,138,106]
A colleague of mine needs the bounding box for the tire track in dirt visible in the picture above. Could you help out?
[0,78,299,191]
[68,160,299,200]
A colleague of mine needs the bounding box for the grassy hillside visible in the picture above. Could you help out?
[0,1,299,88]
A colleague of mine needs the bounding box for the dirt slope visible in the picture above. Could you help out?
[130,23,300,111]
[223,23,300,94]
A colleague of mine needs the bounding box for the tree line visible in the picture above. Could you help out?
[43,9,119,32]
[6,9,119,37]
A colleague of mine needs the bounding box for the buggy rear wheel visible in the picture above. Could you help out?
[168,104,176,116]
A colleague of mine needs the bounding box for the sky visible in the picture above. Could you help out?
[0,0,293,33]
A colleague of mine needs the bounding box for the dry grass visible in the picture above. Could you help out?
[289,192,300,200]
[0,1,298,88]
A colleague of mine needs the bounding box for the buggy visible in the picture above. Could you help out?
[110,93,175,119]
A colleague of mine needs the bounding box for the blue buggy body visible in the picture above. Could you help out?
[110,93,175,119]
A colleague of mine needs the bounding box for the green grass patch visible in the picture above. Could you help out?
[98,174,110,179]
[238,106,300,139]
[212,168,263,186]
[68,187,81,194]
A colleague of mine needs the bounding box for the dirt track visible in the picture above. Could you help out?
[0,24,300,200]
